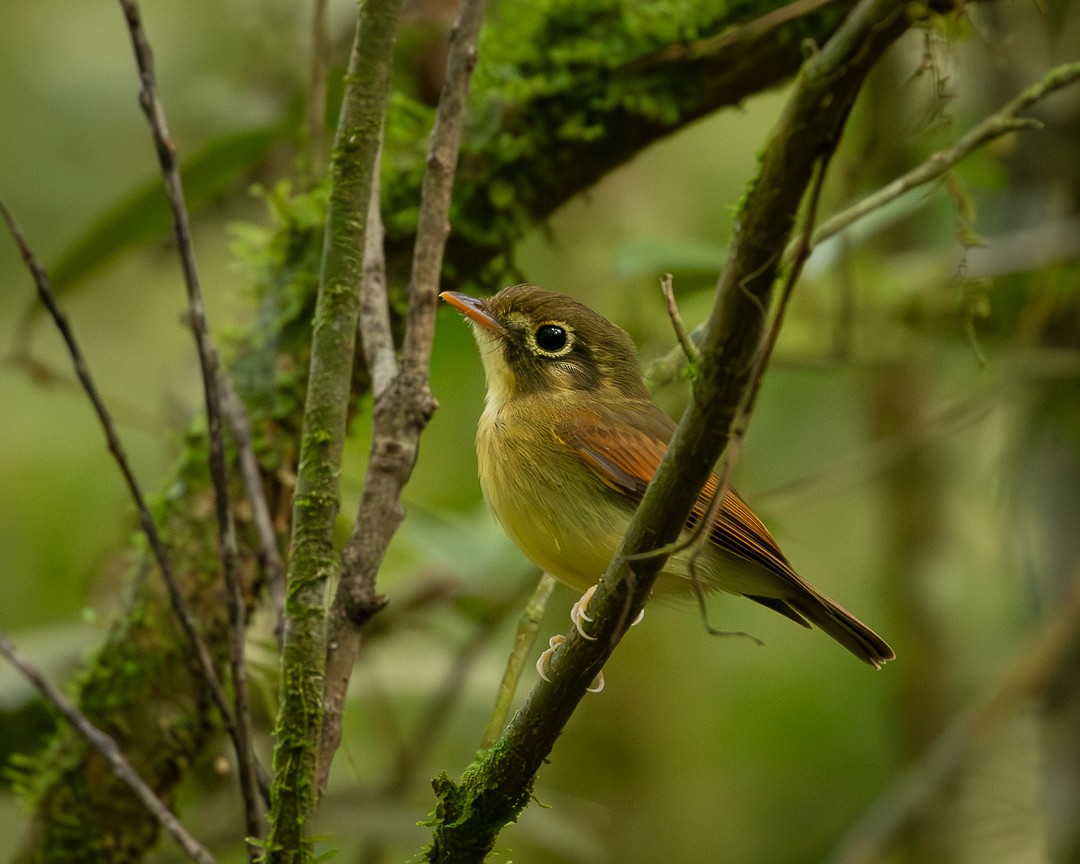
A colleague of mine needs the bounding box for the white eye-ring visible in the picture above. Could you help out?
[533,322,572,356]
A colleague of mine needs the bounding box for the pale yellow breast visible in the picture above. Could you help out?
[476,398,628,593]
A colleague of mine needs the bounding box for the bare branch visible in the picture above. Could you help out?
[318,0,489,794]
[812,60,1080,249]
[660,273,701,370]
[0,629,217,864]
[116,0,264,840]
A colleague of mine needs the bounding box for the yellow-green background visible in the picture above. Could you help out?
[1,1,1078,862]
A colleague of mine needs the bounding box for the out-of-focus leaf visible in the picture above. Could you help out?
[17,125,282,330]
[612,235,725,279]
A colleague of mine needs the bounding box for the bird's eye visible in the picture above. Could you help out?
[534,324,569,353]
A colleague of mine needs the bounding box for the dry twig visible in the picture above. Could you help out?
[646,60,1080,391]
[0,629,217,864]
[116,0,264,839]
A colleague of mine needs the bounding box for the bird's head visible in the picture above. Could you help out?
[441,284,648,409]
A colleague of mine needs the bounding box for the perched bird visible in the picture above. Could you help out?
[441,284,894,668]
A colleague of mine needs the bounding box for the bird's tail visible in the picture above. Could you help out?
[789,591,895,669]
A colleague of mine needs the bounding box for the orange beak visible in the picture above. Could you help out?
[439,291,504,333]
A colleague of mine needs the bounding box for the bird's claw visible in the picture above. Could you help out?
[536,634,604,693]
[571,584,645,638]
[570,585,598,639]
[536,635,565,682]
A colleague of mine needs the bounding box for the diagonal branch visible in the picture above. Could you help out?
[812,60,1080,247]
[318,0,489,795]
[0,628,217,864]
[116,0,264,841]
[1,193,257,815]
[647,60,1080,390]
[423,0,926,858]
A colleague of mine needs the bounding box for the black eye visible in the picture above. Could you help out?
[534,324,568,353]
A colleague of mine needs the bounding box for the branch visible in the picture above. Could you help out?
[811,60,1080,248]
[265,0,403,857]
[646,60,1080,390]
[317,0,488,793]
[0,194,261,827]
[0,629,217,864]
[424,0,921,858]
[117,0,264,841]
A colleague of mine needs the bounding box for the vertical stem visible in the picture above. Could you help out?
[265,1,403,860]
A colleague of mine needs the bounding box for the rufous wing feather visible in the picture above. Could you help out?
[554,409,895,668]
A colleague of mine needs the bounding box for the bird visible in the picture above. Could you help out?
[440,284,894,669]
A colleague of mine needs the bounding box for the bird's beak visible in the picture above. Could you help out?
[439,291,504,333]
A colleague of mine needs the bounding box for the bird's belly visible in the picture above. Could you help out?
[481,462,627,593]
[477,414,628,592]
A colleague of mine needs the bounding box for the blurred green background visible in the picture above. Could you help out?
[2,1,1079,862]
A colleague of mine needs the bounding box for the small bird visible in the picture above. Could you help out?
[441,284,894,668]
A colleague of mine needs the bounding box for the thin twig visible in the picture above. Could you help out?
[0,629,217,864]
[317,0,488,794]
[811,60,1080,249]
[116,0,264,840]
[660,273,701,368]
[481,573,557,749]
[632,0,844,68]
[645,60,1080,391]
[1,196,242,768]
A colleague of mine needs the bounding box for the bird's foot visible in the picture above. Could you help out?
[536,634,605,693]
[571,584,645,639]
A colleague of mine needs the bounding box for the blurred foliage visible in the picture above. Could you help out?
[1,1,1079,863]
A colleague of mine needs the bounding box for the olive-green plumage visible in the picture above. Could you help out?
[442,284,893,668]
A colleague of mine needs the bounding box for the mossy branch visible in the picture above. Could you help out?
[264,1,403,860]
[317,0,488,792]
[423,0,927,859]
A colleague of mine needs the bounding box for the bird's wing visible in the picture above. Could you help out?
[553,408,799,583]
